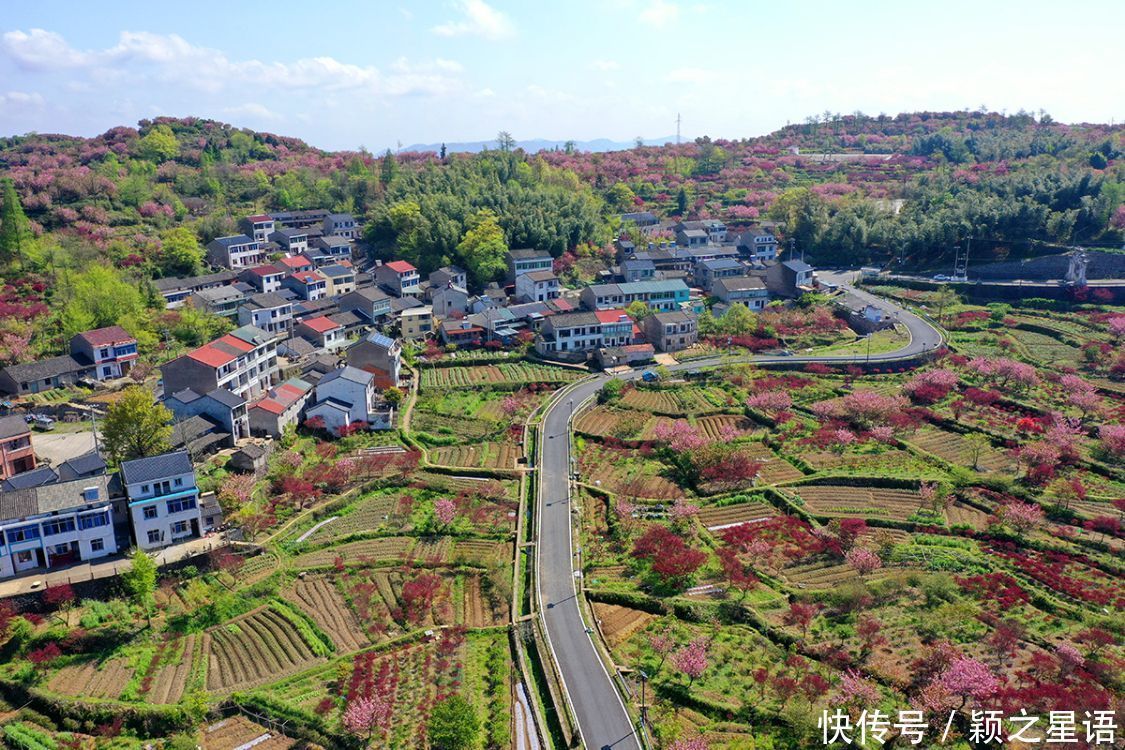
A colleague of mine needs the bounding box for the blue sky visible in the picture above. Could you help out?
[1,0,1122,151]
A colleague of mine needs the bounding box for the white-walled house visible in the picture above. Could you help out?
[120,451,202,551]
[306,366,393,435]
[0,476,116,579]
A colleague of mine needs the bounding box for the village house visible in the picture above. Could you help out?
[120,451,202,551]
[0,355,93,396]
[375,261,421,297]
[238,265,286,294]
[270,209,329,230]
[296,316,347,353]
[439,318,485,347]
[320,263,357,297]
[248,378,313,437]
[695,258,746,292]
[206,235,265,270]
[337,287,392,323]
[237,293,294,338]
[309,235,352,264]
[835,293,896,334]
[620,257,656,283]
[515,269,560,303]
[345,332,402,388]
[580,280,690,313]
[284,270,329,301]
[0,415,37,481]
[429,265,467,290]
[189,285,245,319]
[0,475,116,578]
[675,219,727,245]
[400,306,434,340]
[274,254,315,275]
[644,310,699,352]
[766,259,816,298]
[713,276,770,310]
[155,270,238,307]
[70,326,138,381]
[506,248,553,282]
[165,386,249,443]
[323,213,360,240]
[240,215,276,244]
[596,343,656,370]
[732,227,779,262]
[431,284,471,318]
[594,309,637,347]
[535,311,604,357]
[160,325,279,400]
[306,366,393,435]
[269,227,310,255]
[619,211,660,230]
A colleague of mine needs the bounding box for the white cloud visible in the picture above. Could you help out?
[0,29,463,99]
[639,0,679,27]
[224,102,281,121]
[591,59,620,71]
[431,0,515,40]
[0,90,45,108]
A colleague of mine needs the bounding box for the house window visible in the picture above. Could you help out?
[54,544,70,555]
[90,538,104,552]
[7,524,40,543]
[172,521,190,536]
[147,529,162,544]
[166,497,197,514]
[42,518,76,537]
[16,551,33,563]
[142,506,158,520]
[174,478,183,488]
[141,484,149,494]
[78,512,109,530]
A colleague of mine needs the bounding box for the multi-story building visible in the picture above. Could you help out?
[337,287,392,323]
[695,258,746,293]
[154,271,238,308]
[310,235,352,264]
[165,387,249,442]
[429,265,467,290]
[400,306,434,340]
[644,310,699,352]
[269,227,310,256]
[0,475,116,578]
[269,209,330,230]
[240,215,276,244]
[273,254,315,275]
[732,227,779,262]
[506,249,553,281]
[239,265,286,294]
[296,316,346,352]
[515,270,560,303]
[321,263,357,297]
[346,332,403,388]
[713,276,770,310]
[70,326,139,381]
[160,325,279,400]
[535,311,604,356]
[431,285,470,318]
[323,213,360,240]
[206,235,265,270]
[0,415,36,481]
[120,451,202,551]
[237,292,294,337]
[248,378,313,437]
[594,309,637,347]
[580,280,690,313]
[766,259,816,298]
[675,219,727,245]
[375,261,421,297]
[189,285,245,319]
[284,270,328,301]
[306,366,392,434]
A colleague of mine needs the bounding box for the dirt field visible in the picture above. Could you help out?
[47,656,133,699]
[204,607,326,693]
[592,602,657,648]
[202,715,298,750]
[284,576,368,652]
[147,635,195,704]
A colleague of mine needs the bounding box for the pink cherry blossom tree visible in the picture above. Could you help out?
[997,501,1044,535]
[343,694,392,740]
[671,638,709,685]
[845,547,883,575]
[433,498,457,527]
[938,657,999,708]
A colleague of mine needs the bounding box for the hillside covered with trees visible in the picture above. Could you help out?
[0,111,1121,369]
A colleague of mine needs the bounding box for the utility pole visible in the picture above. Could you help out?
[953,237,970,282]
[675,113,681,146]
[788,237,796,262]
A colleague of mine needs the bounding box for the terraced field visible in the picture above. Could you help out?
[694,414,758,440]
[735,442,803,484]
[204,607,326,693]
[787,484,927,522]
[292,536,417,569]
[47,656,134,699]
[422,362,583,388]
[284,576,368,652]
[575,406,652,439]
[697,500,777,530]
[429,441,522,469]
[592,603,657,648]
[299,492,403,545]
[146,635,196,704]
[202,716,298,750]
[451,538,510,566]
[619,386,730,415]
[906,426,1017,473]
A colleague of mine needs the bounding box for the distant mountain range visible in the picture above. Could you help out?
[401,136,680,154]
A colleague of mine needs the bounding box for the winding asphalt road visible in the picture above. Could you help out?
[535,275,941,749]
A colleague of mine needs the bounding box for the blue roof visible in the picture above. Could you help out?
[120,451,194,486]
[212,234,255,247]
[365,332,397,349]
[700,258,743,271]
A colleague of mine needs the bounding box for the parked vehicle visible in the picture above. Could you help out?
[641,370,660,382]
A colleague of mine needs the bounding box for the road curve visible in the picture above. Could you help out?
[535,279,941,749]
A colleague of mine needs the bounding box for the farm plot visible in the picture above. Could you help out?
[946,501,993,530]
[145,635,196,704]
[283,576,368,652]
[734,442,803,484]
[799,448,934,476]
[202,716,298,750]
[787,485,927,523]
[300,491,404,545]
[620,386,730,415]
[575,406,653,440]
[592,603,657,648]
[205,607,326,693]
[694,414,758,441]
[698,500,777,530]
[47,656,134,699]
[579,443,682,500]
[235,552,280,586]
[452,539,510,566]
[422,362,582,389]
[455,574,508,627]
[906,426,1017,473]
[413,411,499,441]
[292,536,416,569]
[415,471,518,501]
[1010,328,1083,365]
[429,441,522,470]
[782,558,862,589]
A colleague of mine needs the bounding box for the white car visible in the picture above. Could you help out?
[932,274,950,281]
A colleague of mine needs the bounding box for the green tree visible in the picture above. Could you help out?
[383,387,404,407]
[606,182,637,210]
[625,300,652,321]
[676,186,689,215]
[137,124,180,162]
[428,695,480,750]
[769,187,829,254]
[121,548,158,625]
[457,209,508,288]
[0,179,31,269]
[102,386,173,464]
[159,227,205,277]
[380,149,399,186]
[58,265,144,339]
[496,131,516,152]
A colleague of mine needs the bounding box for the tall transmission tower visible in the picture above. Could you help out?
[952,237,970,281]
[676,113,681,146]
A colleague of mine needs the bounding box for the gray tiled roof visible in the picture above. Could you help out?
[119,451,194,486]
[0,414,30,440]
[1,355,89,385]
[1,466,59,491]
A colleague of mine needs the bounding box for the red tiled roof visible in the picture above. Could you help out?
[277,255,312,269]
[187,344,237,368]
[251,398,285,415]
[216,334,255,353]
[77,325,135,347]
[291,271,324,284]
[247,214,273,222]
[301,315,340,333]
[594,309,633,325]
[245,265,281,277]
[385,260,416,273]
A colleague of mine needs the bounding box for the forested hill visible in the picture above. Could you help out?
[0,111,1121,363]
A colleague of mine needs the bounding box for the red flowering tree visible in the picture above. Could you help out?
[632,526,707,590]
[783,601,819,637]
